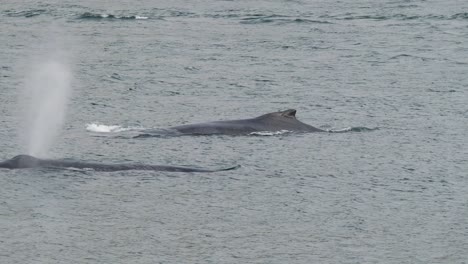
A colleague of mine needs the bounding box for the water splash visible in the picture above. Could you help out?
[86,123,142,133]
[22,58,72,157]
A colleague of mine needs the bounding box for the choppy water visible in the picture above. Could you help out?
[1,0,467,263]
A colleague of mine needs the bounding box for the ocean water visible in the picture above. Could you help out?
[1,0,467,263]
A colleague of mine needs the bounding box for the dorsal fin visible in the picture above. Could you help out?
[255,109,297,120]
[281,109,297,118]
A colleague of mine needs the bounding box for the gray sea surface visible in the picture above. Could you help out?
[1,0,467,263]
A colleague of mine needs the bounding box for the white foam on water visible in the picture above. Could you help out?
[86,123,141,133]
[327,127,352,133]
[135,16,149,20]
[249,130,291,136]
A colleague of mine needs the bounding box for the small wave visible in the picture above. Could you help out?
[342,15,391,20]
[328,127,378,133]
[86,123,142,133]
[164,10,197,18]
[78,12,148,20]
[427,88,457,93]
[239,14,330,25]
[240,14,286,24]
[5,9,48,17]
[249,130,291,136]
[323,13,468,21]
[451,13,468,20]
[388,54,436,62]
[110,73,123,81]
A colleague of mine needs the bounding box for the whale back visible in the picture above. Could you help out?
[0,154,238,172]
[171,109,323,135]
[1,154,41,168]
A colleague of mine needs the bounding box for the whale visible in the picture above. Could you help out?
[0,154,238,172]
[169,109,325,135]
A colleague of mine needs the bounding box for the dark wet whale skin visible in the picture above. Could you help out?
[171,109,324,135]
[0,155,237,172]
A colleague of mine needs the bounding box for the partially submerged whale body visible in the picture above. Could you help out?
[0,154,238,172]
[170,109,324,135]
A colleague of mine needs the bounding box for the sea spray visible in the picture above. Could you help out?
[21,57,72,157]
